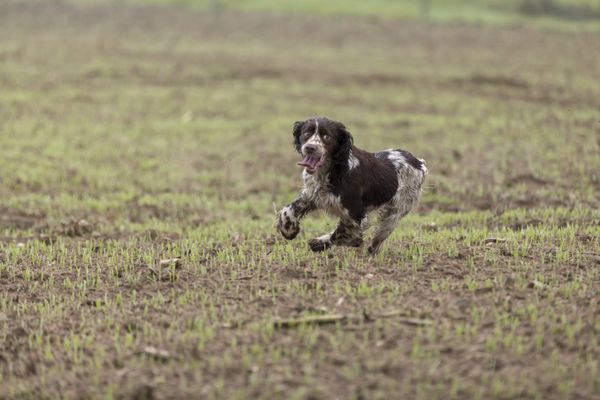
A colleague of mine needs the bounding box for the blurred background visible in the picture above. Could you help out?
[1,0,598,230]
[71,0,600,26]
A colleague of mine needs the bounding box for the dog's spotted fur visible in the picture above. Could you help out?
[277,117,427,255]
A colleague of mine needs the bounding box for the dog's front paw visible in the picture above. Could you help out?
[276,206,300,240]
[308,237,332,252]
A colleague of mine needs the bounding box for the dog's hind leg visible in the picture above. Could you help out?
[368,206,407,255]
[369,167,425,255]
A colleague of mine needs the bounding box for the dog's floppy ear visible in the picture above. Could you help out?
[292,120,306,153]
[332,121,353,163]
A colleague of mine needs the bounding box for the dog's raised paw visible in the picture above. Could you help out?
[277,208,300,240]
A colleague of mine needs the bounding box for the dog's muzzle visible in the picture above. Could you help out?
[298,143,325,174]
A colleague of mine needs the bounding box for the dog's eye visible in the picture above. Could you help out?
[322,134,329,140]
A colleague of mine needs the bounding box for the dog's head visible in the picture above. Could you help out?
[292,117,353,175]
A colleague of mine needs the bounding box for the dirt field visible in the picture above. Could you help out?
[0,1,599,399]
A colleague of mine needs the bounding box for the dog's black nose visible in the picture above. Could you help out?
[304,143,318,154]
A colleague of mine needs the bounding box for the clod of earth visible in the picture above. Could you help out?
[484,237,507,245]
[159,258,182,268]
[528,280,549,290]
[136,346,172,362]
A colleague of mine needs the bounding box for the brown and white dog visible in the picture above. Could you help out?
[276,117,427,255]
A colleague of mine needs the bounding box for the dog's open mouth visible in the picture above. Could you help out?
[297,155,324,174]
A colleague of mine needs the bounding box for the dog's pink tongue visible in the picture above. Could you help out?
[298,155,318,169]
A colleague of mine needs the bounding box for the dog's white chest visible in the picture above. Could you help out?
[302,171,346,218]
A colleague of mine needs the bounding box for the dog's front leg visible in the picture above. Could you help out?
[276,197,316,240]
[308,217,364,252]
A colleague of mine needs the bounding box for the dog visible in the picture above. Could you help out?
[276,117,427,255]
